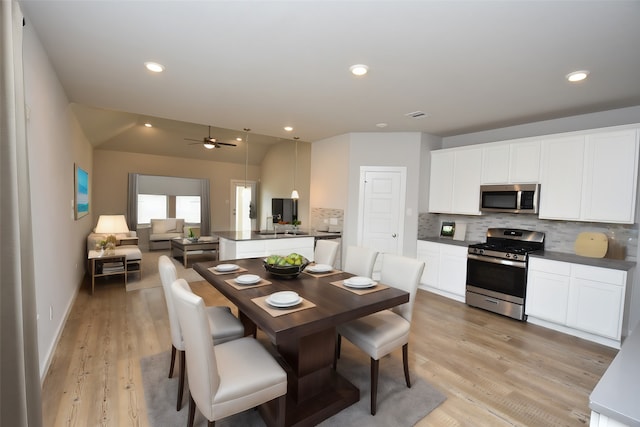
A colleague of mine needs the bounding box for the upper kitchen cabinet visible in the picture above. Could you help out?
[581,129,639,223]
[539,135,585,220]
[539,127,639,224]
[481,140,541,184]
[429,147,482,215]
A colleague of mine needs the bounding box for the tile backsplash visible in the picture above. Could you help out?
[310,207,344,232]
[418,212,638,262]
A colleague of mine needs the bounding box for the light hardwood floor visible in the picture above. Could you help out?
[42,275,617,427]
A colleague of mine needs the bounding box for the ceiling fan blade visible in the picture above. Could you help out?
[216,142,237,147]
[184,137,204,142]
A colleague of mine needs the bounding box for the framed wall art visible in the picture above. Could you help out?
[74,163,89,219]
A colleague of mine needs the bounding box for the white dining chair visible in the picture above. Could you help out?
[171,279,287,427]
[343,245,378,277]
[314,239,340,267]
[158,255,244,411]
[335,254,425,415]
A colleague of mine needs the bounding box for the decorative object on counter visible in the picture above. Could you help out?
[440,221,455,238]
[263,253,309,279]
[453,222,467,241]
[187,227,198,242]
[574,232,608,258]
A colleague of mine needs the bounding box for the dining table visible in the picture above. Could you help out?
[193,258,409,427]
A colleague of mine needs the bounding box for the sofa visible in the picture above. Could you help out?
[149,218,186,250]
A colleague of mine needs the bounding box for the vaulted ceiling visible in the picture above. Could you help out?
[20,1,640,164]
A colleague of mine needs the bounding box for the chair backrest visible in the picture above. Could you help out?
[380,254,425,322]
[159,255,188,350]
[171,279,220,412]
[343,245,378,277]
[314,240,340,267]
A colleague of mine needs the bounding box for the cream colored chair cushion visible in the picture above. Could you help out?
[171,279,287,423]
[343,245,378,277]
[158,256,243,350]
[314,239,340,267]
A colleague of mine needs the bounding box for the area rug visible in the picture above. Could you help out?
[126,250,205,292]
[141,348,446,426]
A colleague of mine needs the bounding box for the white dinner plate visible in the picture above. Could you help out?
[307,264,332,273]
[235,274,261,285]
[266,296,302,308]
[343,276,376,288]
[268,291,300,305]
[215,264,239,272]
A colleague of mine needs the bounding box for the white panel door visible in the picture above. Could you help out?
[358,167,406,258]
[567,277,624,339]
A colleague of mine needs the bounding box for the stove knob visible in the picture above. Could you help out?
[505,253,510,258]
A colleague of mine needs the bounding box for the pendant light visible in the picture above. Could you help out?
[291,137,299,199]
[243,128,250,188]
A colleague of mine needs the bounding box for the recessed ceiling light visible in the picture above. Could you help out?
[566,70,589,82]
[376,123,388,128]
[349,64,369,76]
[284,126,293,132]
[144,61,165,73]
[144,123,152,128]
[236,137,242,141]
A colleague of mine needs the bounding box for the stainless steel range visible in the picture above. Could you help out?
[466,228,545,320]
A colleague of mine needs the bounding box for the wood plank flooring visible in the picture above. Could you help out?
[41,275,617,426]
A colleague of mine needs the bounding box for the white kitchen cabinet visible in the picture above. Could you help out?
[526,257,629,348]
[509,140,541,183]
[481,144,510,184]
[526,258,571,324]
[568,265,626,340]
[429,147,482,215]
[481,140,540,184]
[581,129,639,224]
[219,236,315,261]
[416,240,466,302]
[538,135,585,220]
[539,127,639,224]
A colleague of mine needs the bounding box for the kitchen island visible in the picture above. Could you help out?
[215,230,340,262]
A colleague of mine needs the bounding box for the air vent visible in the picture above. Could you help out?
[404,111,429,119]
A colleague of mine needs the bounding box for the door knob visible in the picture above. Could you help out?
[392,233,397,238]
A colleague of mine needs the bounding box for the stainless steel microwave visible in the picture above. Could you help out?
[479,184,540,214]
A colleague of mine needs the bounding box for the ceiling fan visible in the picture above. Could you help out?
[184,126,237,149]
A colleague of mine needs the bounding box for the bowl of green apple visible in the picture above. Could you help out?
[263,253,309,279]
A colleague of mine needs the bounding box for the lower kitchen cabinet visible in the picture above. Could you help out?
[527,257,629,348]
[416,240,466,302]
[219,236,315,262]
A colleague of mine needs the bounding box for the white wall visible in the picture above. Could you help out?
[23,23,94,378]
[260,139,311,230]
[309,133,350,209]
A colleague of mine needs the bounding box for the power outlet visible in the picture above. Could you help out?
[49,305,53,321]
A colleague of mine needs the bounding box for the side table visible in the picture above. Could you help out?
[88,250,128,295]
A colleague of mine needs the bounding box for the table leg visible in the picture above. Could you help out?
[91,259,96,295]
[183,250,188,268]
[260,327,359,426]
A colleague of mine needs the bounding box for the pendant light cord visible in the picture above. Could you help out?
[244,128,250,188]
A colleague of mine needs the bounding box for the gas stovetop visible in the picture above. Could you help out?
[468,228,545,261]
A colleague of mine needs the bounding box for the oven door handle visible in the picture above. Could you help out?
[467,253,526,268]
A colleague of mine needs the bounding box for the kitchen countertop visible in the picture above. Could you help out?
[529,250,635,272]
[419,237,636,271]
[215,230,341,241]
[418,236,480,247]
[590,324,640,426]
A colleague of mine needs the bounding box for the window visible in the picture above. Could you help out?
[176,196,201,223]
[137,194,167,224]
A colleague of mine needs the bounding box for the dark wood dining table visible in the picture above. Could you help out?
[193,258,409,427]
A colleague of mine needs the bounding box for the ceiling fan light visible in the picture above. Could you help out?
[203,143,215,149]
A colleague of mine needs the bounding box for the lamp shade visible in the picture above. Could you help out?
[291,190,299,199]
[95,215,130,234]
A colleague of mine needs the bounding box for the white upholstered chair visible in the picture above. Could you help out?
[158,255,244,410]
[313,239,340,268]
[343,245,378,277]
[171,279,287,427]
[335,254,425,415]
